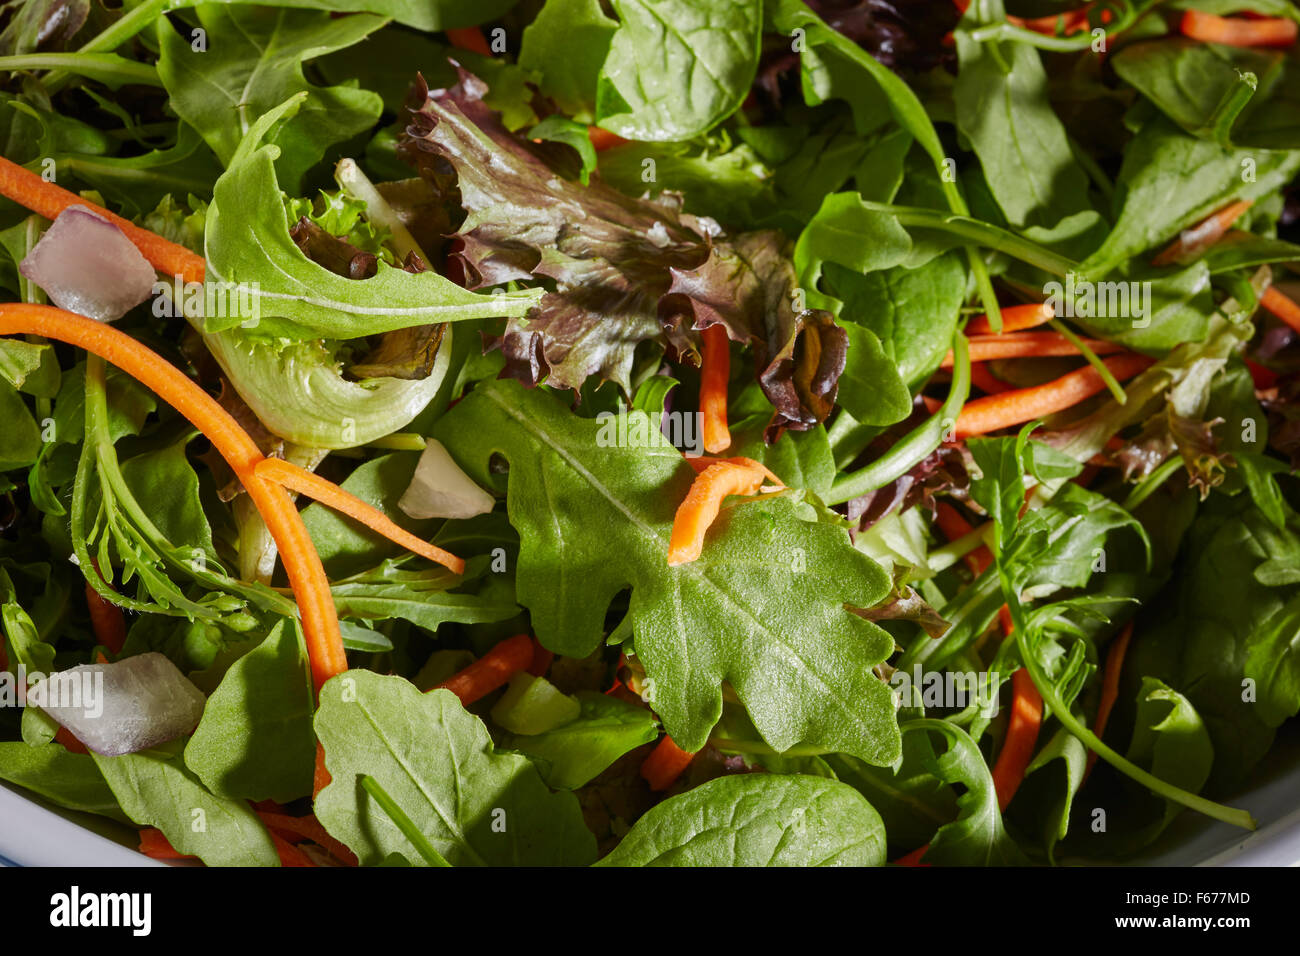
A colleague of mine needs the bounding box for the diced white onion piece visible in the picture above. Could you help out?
[19,206,157,322]
[33,653,206,756]
[398,438,496,520]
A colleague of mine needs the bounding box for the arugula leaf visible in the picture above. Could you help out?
[156,5,385,191]
[595,774,888,866]
[504,692,658,790]
[435,379,901,763]
[595,0,761,141]
[0,743,126,822]
[202,97,538,339]
[93,747,279,867]
[1020,728,1087,862]
[329,558,520,632]
[1124,676,1215,841]
[314,670,596,866]
[184,621,315,804]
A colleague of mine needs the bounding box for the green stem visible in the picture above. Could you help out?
[359,775,452,867]
[1047,317,1127,404]
[709,738,831,758]
[366,433,429,452]
[1122,456,1183,511]
[0,53,160,87]
[913,521,993,579]
[828,333,971,505]
[1202,71,1257,148]
[45,0,175,91]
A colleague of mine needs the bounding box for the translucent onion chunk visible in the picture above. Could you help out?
[33,653,206,756]
[398,438,496,520]
[19,206,157,322]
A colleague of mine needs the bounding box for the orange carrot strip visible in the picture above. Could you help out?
[941,331,1125,366]
[1181,9,1298,47]
[0,156,206,285]
[892,844,930,866]
[991,668,1044,811]
[967,302,1054,335]
[666,461,765,566]
[1086,620,1134,776]
[970,362,1013,396]
[953,354,1153,439]
[683,455,783,486]
[1245,357,1278,390]
[445,26,492,56]
[699,324,731,454]
[1152,200,1253,266]
[84,578,126,655]
[255,811,357,866]
[525,637,554,678]
[933,501,992,577]
[253,457,465,575]
[313,743,331,799]
[435,633,535,705]
[588,126,629,151]
[138,828,190,860]
[1261,285,1300,334]
[640,735,696,791]
[0,304,347,691]
[55,727,88,754]
[270,831,317,867]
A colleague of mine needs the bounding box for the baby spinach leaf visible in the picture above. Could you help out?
[1124,676,1215,841]
[435,379,901,764]
[184,621,315,804]
[93,747,279,867]
[314,670,596,866]
[504,692,658,790]
[836,321,912,427]
[0,743,127,822]
[519,0,617,117]
[595,774,888,866]
[0,377,40,471]
[595,0,761,141]
[156,6,385,191]
[795,191,912,308]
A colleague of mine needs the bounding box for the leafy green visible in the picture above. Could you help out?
[596,774,887,866]
[435,380,901,763]
[519,0,617,117]
[504,692,658,790]
[314,670,596,866]
[0,743,126,822]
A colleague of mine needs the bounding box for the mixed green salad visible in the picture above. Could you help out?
[2,0,1300,868]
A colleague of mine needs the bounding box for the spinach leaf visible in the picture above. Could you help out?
[435,380,901,764]
[794,191,912,308]
[519,0,617,117]
[595,774,888,866]
[504,692,658,790]
[595,0,761,141]
[0,743,127,822]
[835,322,912,428]
[184,621,315,803]
[156,5,385,191]
[93,747,279,867]
[314,670,596,866]
[0,377,40,470]
[1124,676,1215,842]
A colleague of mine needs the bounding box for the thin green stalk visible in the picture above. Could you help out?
[828,333,971,505]
[913,521,993,579]
[709,738,831,758]
[45,0,175,91]
[1047,317,1127,404]
[0,53,160,87]
[1201,71,1257,147]
[359,775,452,867]
[366,433,428,452]
[1122,456,1183,511]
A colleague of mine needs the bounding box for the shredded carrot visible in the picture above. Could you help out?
[313,743,332,799]
[684,455,784,486]
[1181,9,1298,47]
[699,324,732,454]
[253,457,466,575]
[445,26,493,56]
[435,633,535,705]
[892,844,930,866]
[953,354,1153,439]
[55,727,88,754]
[991,668,1044,812]
[640,735,695,791]
[970,362,1013,395]
[0,304,348,691]
[269,831,317,867]
[1086,620,1134,777]
[0,156,206,285]
[588,126,629,151]
[967,302,1054,335]
[1245,357,1279,390]
[933,501,991,577]
[666,460,766,566]
[941,331,1125,367]
[138,828,189,860]
[1260,285,1300,335]
[1152,200,1253,266]
[525,637,554,678]
[84,578,126,655]
[256,811,356,866]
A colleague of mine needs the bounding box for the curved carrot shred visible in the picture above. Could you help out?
[1181,9,1298,47]
[942,331,1125,366]
[1260,285,1300,335]
[435,633,535,705]
[0,156,206,285]
[970,362,1013,396]
[892,844,931,866]
[254,457,466,575]
[684,455,783,486]
[526,637,554,678]
[1085,620,1134,777]
[256,811,357,866]
[588,126,629,151]
[445,26,493,56]
[0,304,348,691]
[967,302,1054,335]
[699,324,732,454]
[666,461,766,566]
[953,353,1153,439]
[640,735,695,791]
[1152,200,1253,266]
[991,667,1044,812]
[933,501,992,577]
